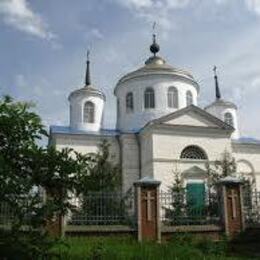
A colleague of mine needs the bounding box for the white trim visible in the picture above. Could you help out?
[186,179,205,184]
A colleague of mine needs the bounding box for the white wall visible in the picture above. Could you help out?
[232,142,260,190]
[115,75,198,132]
[70,94,104,132]
[119,134,140,192]
[52,133,120,164]
[151,129,232,191]
[206,104,239,139]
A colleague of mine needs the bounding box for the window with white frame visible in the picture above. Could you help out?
[144,87,155,109]
[186,90,193,106]
[83,101,95,123]
[224,112,234,127]
[126,92,134,113]
[180,145,207,160]
[168,86,178,108]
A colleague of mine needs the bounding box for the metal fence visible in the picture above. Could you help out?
[67,191,136,226]
[243,190,260,225]
[0,202,14,226]
[160,189,221,226]
[0,190,45,228]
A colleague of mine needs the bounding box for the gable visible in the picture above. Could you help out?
[165,111,216,128]
[147,105,234,131]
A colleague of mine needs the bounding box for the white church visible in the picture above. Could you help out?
[50,35,260,193]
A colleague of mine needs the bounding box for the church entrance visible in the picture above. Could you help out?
[186,182,206,216]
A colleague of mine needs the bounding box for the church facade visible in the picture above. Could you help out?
[50,36,260,193]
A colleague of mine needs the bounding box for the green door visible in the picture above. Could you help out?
[186,183,205,217]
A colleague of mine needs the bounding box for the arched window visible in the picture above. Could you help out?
[224,112,234,127]
[186,90,193,106]
[83,101,95,123]
[180,145,207,160]
[144,87,155,109]
[126,92,134,113]
[168,86,178,108]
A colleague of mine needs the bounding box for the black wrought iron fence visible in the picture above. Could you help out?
[67,190,136,226]
[160,189,221,226]
[243,190,260,225]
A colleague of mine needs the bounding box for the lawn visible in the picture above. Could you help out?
[50,235,252,260]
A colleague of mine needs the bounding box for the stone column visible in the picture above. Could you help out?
[134,177,161,242]
[219,176,245,238]
[45,188,64,238]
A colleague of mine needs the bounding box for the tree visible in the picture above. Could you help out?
[71,140,123,225]
[206,149,237,188]
[77,140,121,194]
[0,96,92,258]
[163,164,187,224]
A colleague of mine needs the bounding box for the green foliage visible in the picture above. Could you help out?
[0,229,59,259]
[206,149,237,187]
[78,140,121,194]
[50,236,244,260]
[0,96,94,258]
[71,140,123,225]
[165,168,186,221]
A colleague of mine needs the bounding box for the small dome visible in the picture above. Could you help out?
[205,99,237,110]
[69,85,106,101]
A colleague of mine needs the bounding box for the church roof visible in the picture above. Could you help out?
[204,99,237,110]
[233,137,260,145]
[69,50,105,101]
[50,125,118,136]
[115,56,199,91]
[68,85,106,101]
[114,34,199,93]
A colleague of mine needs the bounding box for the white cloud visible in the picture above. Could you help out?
[90,28,104,40]
[113,0,191,32]
[115,0,153,9]
[113,0,260,33]
[0,0,55,40]
[246,0,260,15]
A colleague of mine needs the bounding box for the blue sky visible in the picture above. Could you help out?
[0,0,260,139]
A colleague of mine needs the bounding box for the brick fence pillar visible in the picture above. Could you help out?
[134,177,161,242]
[46,214,63,237]
[45,189,64,238]
[219,176,245,238]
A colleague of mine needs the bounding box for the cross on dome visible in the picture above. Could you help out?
[150,22,160,56]
[85,49,91,86]
[213,65,221,100]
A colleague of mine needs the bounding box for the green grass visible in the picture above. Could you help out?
[50,235,249,260]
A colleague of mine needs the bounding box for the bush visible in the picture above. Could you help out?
[50,236,242,260]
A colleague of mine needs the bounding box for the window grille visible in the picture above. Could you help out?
[180,145,207,160]
[168,87,178,108]
[144,88,155,109]
[83,101,95,123]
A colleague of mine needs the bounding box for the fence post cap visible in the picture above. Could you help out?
[218,176,243,184]
[134,176,161,187]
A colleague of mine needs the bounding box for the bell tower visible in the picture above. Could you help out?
[205,66,239,139]
[68,51,105,132]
